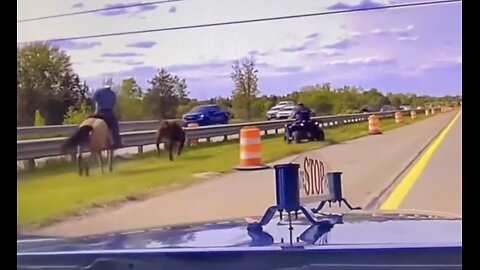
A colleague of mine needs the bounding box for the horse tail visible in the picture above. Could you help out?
[61,125,93,152]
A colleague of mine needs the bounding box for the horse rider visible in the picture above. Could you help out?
[92,85,124,149]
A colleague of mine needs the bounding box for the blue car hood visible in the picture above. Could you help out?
[17,210,461,253]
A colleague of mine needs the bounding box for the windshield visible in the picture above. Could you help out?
[281,106,295,111]
[269,106,283,111]
[17,0,462,268]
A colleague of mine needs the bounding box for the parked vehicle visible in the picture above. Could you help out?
[183,105,230,126]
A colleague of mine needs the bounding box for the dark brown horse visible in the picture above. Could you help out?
[61,116,113,176]
[155,120,186,161]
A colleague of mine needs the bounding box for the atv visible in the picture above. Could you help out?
[284,120,325,144]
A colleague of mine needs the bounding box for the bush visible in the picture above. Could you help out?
[34,110,45,126]
[63,102,91,125]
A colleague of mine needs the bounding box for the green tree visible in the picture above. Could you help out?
[116,78,145,120]
[388,96,402,107]
[378,96,391,106]
[230,55,260,120]
[145,69,188,119]
[17,42,86,126]
[63,101,92,125]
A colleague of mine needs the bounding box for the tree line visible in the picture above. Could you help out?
[17,43,461,127]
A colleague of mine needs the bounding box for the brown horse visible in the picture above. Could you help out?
[61,116,114,176]
[155,120,186,161]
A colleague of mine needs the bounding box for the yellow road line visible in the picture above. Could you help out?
[380,111,462,210]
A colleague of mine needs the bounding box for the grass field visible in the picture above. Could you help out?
[18,114,428,227]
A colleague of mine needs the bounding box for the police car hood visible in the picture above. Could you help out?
[17,209,461,253]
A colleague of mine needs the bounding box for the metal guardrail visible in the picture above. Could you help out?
[17,110,421,161]
[17,119,182,138]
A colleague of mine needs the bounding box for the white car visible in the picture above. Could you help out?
[266,101,295,120]
[266,105,287,120]
[277,100,294,107]
[276,105,297,119]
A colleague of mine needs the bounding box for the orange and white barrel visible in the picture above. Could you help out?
[431,108,435,115]
[425,109,430,116]
[235,126,268,170]
[187,123,199,146]
[410,110,417,120]
[368,115,382,135]
[395,111,403,124]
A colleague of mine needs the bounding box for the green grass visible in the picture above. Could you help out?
[17,114,427,228]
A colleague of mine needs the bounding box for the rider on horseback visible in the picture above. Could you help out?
[92,85,123,149]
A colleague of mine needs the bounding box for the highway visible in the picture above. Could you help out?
[380,112,462,216]
[28,110,461,237]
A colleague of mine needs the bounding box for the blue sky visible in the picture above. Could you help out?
[17,0,462,99]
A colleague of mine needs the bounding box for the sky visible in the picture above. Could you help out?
[17,0,462,100]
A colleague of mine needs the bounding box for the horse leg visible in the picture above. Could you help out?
[108,149,113,172]
[178,139,185,156]
[85,153,91,177]
[98,151,105,174]
[168,142,174,161]
[77,147,83,176]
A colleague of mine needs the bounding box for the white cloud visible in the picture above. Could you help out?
[320,49,343,57]
[397,36,419,41]
[418,56,462,71]
[325,56,394,66]
[370,28,387,35]
[390,24,414,34]
[369,24,415,37]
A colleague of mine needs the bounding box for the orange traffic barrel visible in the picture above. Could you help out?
[410,110,417,119]
[368,115,382,135]
[431,108,435,115]
[235,126,269,170]
[187,123,199,146]
[425,109,430,116]
[395,111,403,124]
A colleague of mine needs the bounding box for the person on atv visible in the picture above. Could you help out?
[294,103,321,139]
[294,103,312,122]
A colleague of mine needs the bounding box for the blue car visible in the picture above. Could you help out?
[183,105,230,126]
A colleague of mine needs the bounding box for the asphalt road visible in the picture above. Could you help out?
[29,111,461,237]
[381,112,462,216]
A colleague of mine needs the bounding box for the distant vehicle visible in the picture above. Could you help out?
[400,105,412,111]
[380,105,396,112]
[266,101,295,120]
[183,105,230,126]
[276,105,297,119]
[266,105,287,120]
[276,100,294,106]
